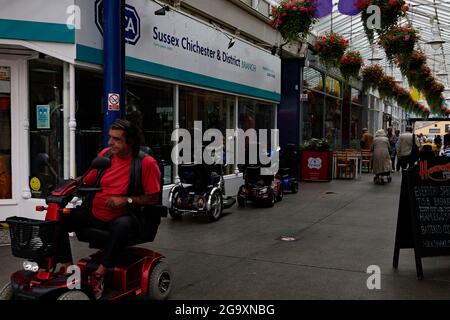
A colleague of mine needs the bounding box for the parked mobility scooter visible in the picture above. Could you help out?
[0,152,172,300]
[276,144,299,194]
[168,163,236,222]
[237,165,283,207]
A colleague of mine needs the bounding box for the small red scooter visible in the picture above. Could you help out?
[0,154,172,300]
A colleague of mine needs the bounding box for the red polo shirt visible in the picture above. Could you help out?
[83,148,161,222]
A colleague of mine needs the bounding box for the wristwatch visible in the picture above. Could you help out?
[127,197,133,204]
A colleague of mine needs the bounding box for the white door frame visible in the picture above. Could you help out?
[0,59,19,207]
[0,58,35,221]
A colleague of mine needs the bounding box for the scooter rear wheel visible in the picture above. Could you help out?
[237,196,246,207]
[57,290,90,300]
[148,260,172,300]
[207,191,223,222]
[0,282,13,300]
[291,182,299,194]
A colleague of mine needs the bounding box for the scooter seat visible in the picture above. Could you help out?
[76,228,112,249]
[76,227,152,249]
[76,206,167,249]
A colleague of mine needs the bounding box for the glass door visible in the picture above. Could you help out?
[0,66,12,200]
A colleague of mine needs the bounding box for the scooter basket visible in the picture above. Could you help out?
[6,217,58,260]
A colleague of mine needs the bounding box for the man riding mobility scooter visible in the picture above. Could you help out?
[168,163,236,222]
[0,150,172,300]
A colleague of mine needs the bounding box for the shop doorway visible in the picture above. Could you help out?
[0,61,16,203]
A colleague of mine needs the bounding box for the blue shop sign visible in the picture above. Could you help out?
[95,0,141,45]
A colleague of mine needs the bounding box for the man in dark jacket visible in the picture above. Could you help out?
[444,129,450,148]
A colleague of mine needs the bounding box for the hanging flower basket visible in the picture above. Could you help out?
[355,0,409,42]
[398,50,427,76]
[362,64,385,91]
[339,51,363,81]
[315,32,349,68]
[378,75,397,99]
[407,64,432,93]
[416,102,430,117]
[440,101,450,115]
[271,0,317,43]
[425,80,445,111]
[378,26,418,63]
[392,85,413,110]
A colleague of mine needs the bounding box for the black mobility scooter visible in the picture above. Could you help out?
[168,163,236,222]
[277,144,299,194]
[0,151,172,300]
[237,165,283,207]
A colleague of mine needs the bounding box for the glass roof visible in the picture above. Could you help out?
[274,0,450,98]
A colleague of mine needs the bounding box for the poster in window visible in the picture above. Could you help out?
[36,105,50,129]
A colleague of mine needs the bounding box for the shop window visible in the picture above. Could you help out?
[75,69,103,177]
[125,77,174,184]
[75,70,175,185]
[351,88,362,105]
[350,88,363,145]
[325,76,341,97]
[257,0,270,16]
[179,87,235,174]
[29,59,63,199]
[325,95,342,150]
[0,66,11,199]
[303,67,323,92]
[302,90,324,142]
[238,98,276,170]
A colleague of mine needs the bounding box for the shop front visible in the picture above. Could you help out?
[0,0,281,220]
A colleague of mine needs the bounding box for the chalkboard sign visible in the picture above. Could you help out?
[393,158,450,279]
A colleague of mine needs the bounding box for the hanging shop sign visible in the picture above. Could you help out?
[95,0,141,45]
[76,0,281,102]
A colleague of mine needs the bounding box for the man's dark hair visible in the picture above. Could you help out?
[110,119,142,157]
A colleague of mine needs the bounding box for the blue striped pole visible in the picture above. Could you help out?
[103,0,125,147]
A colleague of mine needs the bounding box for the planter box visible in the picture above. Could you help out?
[300,150,332,182]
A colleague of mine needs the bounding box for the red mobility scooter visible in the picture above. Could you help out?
[0,153,172,300]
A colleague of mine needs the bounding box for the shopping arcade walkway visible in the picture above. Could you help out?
[2,172,450,299]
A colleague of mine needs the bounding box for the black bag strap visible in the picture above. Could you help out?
[93,149,113,187]
[128,151,146,196]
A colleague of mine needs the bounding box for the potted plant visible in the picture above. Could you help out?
[314,32,349,68]
[339,50,363,81]
[377,75,397,99]
[299,138,332,182]
[398,50,427,77]
[271,0,317,43]
[378,26,418,63]
[361,64,385,91]
[355,0,409,42]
